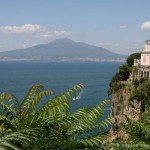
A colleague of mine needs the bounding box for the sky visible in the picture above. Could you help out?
[0,0,150,55]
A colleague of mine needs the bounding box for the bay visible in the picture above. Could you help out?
[0,62,122,110]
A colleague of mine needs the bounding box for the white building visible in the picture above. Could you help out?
[141,39,150,66]
[134,40,150,79]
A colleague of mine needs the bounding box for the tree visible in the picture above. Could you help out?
[108,64,129,95]
[126,53,141,67]
[0,84,111,149]
[119,64,129,81]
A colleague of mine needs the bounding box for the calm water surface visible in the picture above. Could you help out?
[0,62,122,110]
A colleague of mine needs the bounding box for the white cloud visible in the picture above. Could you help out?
[38,32,52,38]
[141,21,150,31]
[119,25,127,29]
[38,30,71,39]
[0,24,72,40]
[0,24,45,34]
[54,30,70,35]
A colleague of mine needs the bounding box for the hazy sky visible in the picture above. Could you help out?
[0,0,150,54]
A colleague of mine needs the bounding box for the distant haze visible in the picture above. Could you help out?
[0,38,126,62]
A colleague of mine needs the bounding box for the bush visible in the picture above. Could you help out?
[119,64,129,81]
[126,53,141,67]
[130,79,150,109]
[108,64,129,95]
[108,82,126,96]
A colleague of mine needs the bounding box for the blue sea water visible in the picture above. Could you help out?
[0,62,122,111]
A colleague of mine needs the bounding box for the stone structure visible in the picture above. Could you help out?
[134,39,150,79]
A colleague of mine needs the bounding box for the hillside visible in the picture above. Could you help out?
[0,38,126,62]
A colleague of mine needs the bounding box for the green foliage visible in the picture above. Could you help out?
[108,64,129,95]
[109,79,150,149]
[108,82,126,96]
[107,53,150,148]
[108,53,141,95]
[126,53,141,67]
[119,64,130,81]
[113,114,150,150]
[106,112,150,150]
[125,116,150,141]
[130,79,150,109]
[0,84,111,149]
[0,128,43,150]
[133,78,148,88]
[110,72,122,85]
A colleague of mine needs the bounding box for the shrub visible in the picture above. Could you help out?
[126,53,141,67]
[119,64,129,81]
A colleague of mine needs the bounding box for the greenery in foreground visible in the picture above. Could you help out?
[0,84,111,150]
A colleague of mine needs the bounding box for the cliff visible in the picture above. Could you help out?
[103,79,145,146]
[111,84,142,137]
[107,64,146,142]
[105,52,150,148]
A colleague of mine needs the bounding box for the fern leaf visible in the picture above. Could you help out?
[0,128,43,149]
[20,84,45,109]
[23,90,53,116]
[77,133,104,148]
[36,84,83,120]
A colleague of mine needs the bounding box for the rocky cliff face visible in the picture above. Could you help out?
[111,88,131,134]
[111,89,141,133]
[110,82,142,139]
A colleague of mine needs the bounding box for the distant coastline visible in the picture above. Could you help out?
[0,38,127,62]
[0,57,126,62]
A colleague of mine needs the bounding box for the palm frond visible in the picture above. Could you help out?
[41,83,83,110]
[73,133,106,149]
[22,90,53,116]
[0,128,43,150]
[20,84,45,109]
[17,84,83,127]
[0,93,19,129]
[19,84,53,119]
[0,83,111,149]
[0,92,19,115]
[125,116,150,139]
[39,99,110,141]
[58,99,110,131]
[35,84,83,121]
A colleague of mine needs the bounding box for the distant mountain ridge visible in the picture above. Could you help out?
[0,38,126,62]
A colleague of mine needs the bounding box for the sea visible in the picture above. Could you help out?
[0,61,122,112]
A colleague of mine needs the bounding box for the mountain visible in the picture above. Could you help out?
[0,38,126,62]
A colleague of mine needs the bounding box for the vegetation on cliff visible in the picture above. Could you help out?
[107,52,150,149]
[108,52,140,95]
[126,53,141,67]
[0,84,111,149]
[108,63,129,95]
[110,78,150,149]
